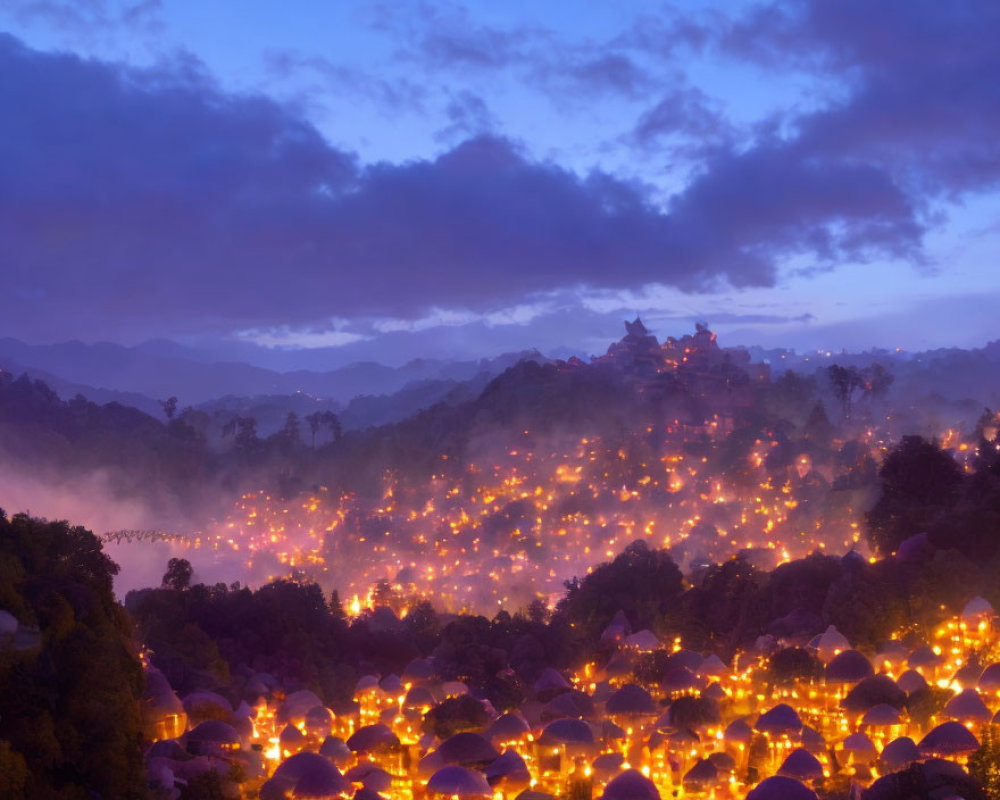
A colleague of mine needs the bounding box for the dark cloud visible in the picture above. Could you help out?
[632,85,732,148]
[621,0,1000,288]
[0,35,354,337]
[529,52,655,103]
[564,54,651,98]
[722,0,1000,197]
[3,38,672,340]
[0,19,973,343]
[667,142,923,277]
[419,16,539,71]
[435,90,498,142]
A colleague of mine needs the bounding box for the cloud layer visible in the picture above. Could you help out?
[0,34,760,340]
[2,0,999,345]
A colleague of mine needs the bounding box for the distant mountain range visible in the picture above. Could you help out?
[0,337,548,433]
[0,337,542,403]
[3,333,1000,442]
[3,323,1000,537]
[748,340,1000,417]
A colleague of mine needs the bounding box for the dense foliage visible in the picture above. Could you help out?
[0,344,876,522]
[558,540,683,643]
[865,430,1000,563]
[0,512,147,799]
[128,505,1000,729]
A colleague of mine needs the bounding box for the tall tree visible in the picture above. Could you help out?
[859,363,894,404]
[826,364,861,419]
[305,410,342,447]
[162,557,193,591]
[306,411,323,448]
[865,435,964,555]
[556,540,683,643]
[160,395,178,421]
[0,512,147,798]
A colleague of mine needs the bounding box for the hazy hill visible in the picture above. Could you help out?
[0,354,163,417]
[0,337,283,404]
[0,337,545,409]
[4,323,1000,529]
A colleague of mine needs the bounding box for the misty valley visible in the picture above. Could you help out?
[5,324,1000,800]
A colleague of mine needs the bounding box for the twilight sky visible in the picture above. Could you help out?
[2,0,999,364]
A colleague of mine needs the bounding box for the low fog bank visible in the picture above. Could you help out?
[0,466,257,597]
[0,467,160,535]
[104,540,268,598]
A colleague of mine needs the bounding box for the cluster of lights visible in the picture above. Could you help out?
[154,604,1000,800]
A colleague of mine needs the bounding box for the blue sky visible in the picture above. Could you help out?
[1,0,999,363]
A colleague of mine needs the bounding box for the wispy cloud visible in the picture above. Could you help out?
[262,49,429,117]
[1,0,163,37]
[434,90,499,143]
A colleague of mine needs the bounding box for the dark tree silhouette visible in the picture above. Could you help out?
[306,411,323,448]
[162,557,193,590]
[826,364,861,419]
[0,513,147,798]
[865,435,964,555]
[161,395,178,421]
[281,411,301,444]
[804,401,834,444]
[270,411,303,456]
[681,556,762,652]
[968,725,1000,799]
[324,410,342,443]
[329,589,346,621]
[422,695,490,739]
[765,647,823,686]
[859,363,894,404]
[306,410,342,447]
[557,540,683,644]
[221,415,262,461]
